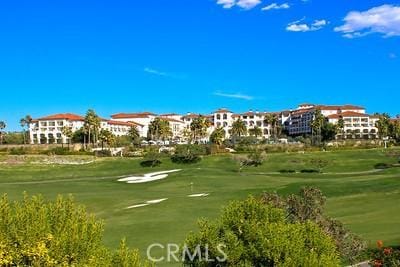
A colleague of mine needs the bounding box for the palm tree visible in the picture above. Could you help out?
[311,109,325,145]
[210,127,225,146]
[264,113,279,140]
[337,116,345,140]
[99,129,115,150]
[248,126,262,138]
[19,115,32,145]
[0,121,6,145]
[84,109,101,148]
[128,126,140,144]
[230,119,247,142]
[148,118,172,142]
[375,113,391,140]
[61,126,73,149]
[190,116,210,143]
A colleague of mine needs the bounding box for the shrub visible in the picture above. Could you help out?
[170,145,205,164]
[0,194,152,266]
[9,147,26,155]
[183,196,340,266]
[301,169,320,173]
[261,187,366,264]
[279,169,296,173]
[374,163,391,169]
[370,241,400,267]
[95,150,112,157]
[141,150,162,167]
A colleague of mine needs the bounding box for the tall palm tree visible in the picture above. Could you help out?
[375,113,390,140]
[19,115,32,145]
[230,119,247,142]
[61,126,73,149]
[311,109,325,145]
[248,126,262,138]
[190,116,210,143]
[99,129,115,150]
[210,127,225,146]
[84,109,100,147]
[148,118,172,142]
[0,121,6,145]
[264,113,279,140]
[337,116,345,140]
[128,126,140,144]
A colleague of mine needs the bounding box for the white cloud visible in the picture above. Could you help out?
[335,5,400,38]
[217,0,235,9]
[216,0,261,10]
[214,91,254,100]
[237,0,262,9]
[262,3,290,11]
[286,19,328,32]
[144,67,168,77]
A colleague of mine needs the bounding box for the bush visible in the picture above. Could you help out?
[9,147,26,155]
[141,150,162,167]
[262,187,366,264]
[170,145,205,164]
[374,163,391,169]
[183,196,340,266]
[300,169,320,173]
[279,169,296,173]
[0,194,152,266]
[370,241,400,267]
[95,150,112,157]
[44,147,70,155]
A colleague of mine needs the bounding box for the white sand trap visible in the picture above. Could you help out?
[188,193,209,197]
[125,198,168,209]
[125,203,150,209]
[146,198,168,204]
[118,169,182,184]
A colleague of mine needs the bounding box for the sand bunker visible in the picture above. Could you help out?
[125,198,168,209]
[188,193,209,197]
[118,169,182,184]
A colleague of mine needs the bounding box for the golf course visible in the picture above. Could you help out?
[1,148,400,265]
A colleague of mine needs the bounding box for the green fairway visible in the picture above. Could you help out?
[1,148,400,266]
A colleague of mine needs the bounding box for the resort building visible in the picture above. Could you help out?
[286,104,379,139]
[327,112,379,139]
[110,112,157,138]
[29,113,85,144]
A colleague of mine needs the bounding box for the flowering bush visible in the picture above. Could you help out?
[370,241,400,267]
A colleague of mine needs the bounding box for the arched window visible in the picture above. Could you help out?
[216,114,221,120]
[223,114,227,120]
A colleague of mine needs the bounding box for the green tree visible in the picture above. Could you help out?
[262,187,366,264]
[337,116,345,140]
[375,113,391,140]
[61,126,73,149]
[128,126,140,144]
[321,122,339,142]
[0,121,6,145]
[209,127,225,146]
[0,194,152,266]
[311,109,325,146]
[84,109,101,147]
[248,126,262,138]
[190,116,210,143]
[99,129,116,150]
[19,115,32,145]
[264,113,280,140]
[148,118,172,142]
[229,118,247,143]
[183,196,340,266]
[389,120,400,142]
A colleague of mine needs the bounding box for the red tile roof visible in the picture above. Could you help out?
[213,108,233,114]
[107,120,143,127]
[36,113,84,121]
[316,105,365,111]
[159,117,184,123]
[327,111,369,119]
[111,112,156,119]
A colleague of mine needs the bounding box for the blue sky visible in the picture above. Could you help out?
[0,0,399,130]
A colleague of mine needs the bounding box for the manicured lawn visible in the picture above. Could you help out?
[0,148,399,266]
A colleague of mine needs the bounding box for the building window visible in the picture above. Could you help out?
[216,114,221,120]
[223,114,227,120]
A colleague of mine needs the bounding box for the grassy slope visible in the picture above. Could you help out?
[0,149,399,265]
